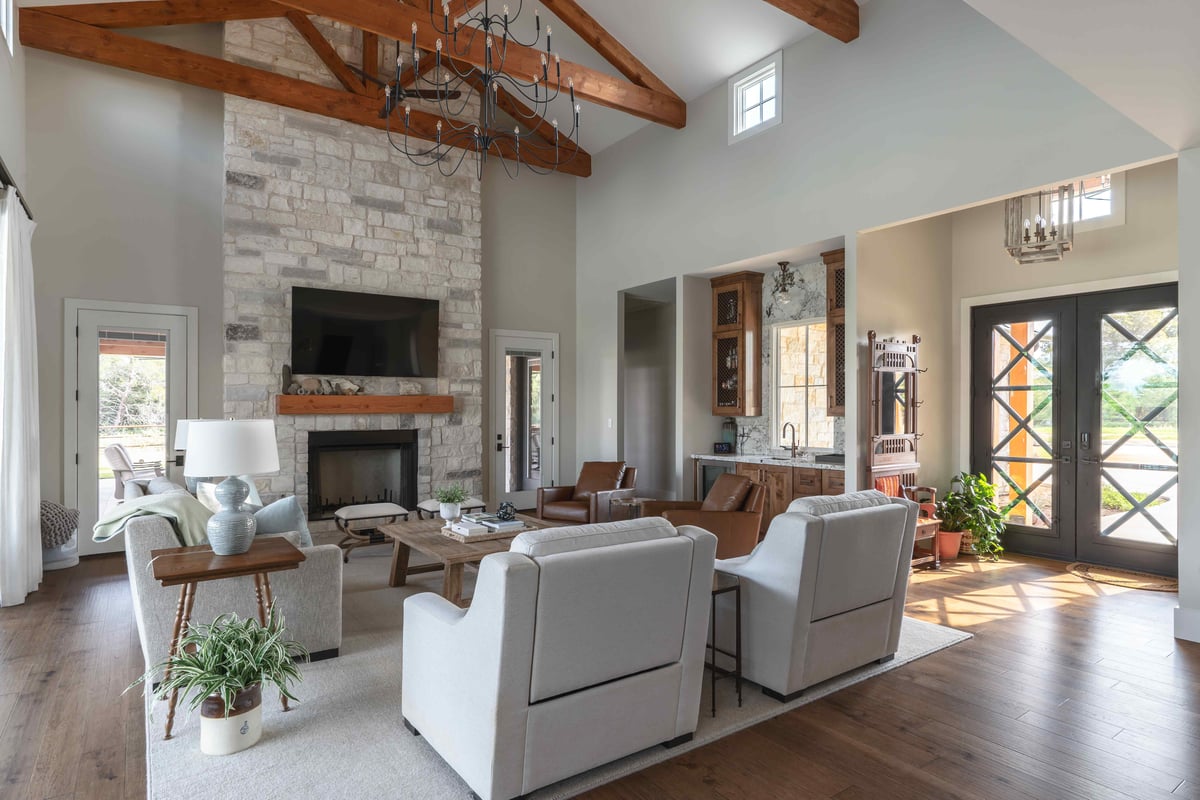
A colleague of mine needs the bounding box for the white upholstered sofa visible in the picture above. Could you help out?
[402,517,717,800]
[124,515,343,668]
[714,490,917,702]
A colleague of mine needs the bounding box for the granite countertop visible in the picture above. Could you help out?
[690,453,846,471]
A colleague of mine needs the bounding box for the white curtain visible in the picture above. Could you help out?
[0,188,42,606]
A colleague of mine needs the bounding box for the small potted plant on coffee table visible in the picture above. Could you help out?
[435,484,468,522]
[130,606,307,755]
[935,472,1006,562]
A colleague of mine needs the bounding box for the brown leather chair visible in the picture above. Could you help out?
[536,461,638,524]
[641,473,765,559]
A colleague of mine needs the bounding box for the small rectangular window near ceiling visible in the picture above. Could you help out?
[729,52,782,144]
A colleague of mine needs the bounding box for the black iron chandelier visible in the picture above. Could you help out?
[379,1,582,179]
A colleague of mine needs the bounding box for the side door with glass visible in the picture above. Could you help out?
[73,307,191,556]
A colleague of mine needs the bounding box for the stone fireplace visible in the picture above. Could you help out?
[219,16,484,515]
[307,429,418,520]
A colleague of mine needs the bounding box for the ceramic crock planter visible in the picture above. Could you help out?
[936,529,964,561]
[200,684,263,755]
[439,502,461,522]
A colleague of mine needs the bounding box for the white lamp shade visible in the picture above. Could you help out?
[173,418,212,451]
[183,419,281,477]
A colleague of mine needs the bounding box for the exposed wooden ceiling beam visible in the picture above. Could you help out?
[538,0,680,101]
[38,0,287,28]
[19,8,591,177]
[760,0,859,43]
[361,31,379,89]
[272,0,686,129]
[285,11,371,95]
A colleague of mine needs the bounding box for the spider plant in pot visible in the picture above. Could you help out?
[935,472,1006,562]
[435,484,469,522]
[129,606,307,755]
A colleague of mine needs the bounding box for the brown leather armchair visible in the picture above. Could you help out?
[537,461,639,524]
[641,473,765,559]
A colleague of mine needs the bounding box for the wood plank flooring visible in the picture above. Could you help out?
[1,554,1196,799]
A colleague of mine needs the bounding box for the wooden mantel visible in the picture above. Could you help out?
[276,394,454,415]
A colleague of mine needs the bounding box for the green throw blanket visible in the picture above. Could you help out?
[92,492,213,546]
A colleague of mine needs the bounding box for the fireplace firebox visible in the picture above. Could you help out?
[307,429,418,520]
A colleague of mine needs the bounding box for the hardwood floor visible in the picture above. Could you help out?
[1,553,1196,799]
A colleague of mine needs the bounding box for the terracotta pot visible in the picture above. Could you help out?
[937,530,964,561]
[199,684,262,755]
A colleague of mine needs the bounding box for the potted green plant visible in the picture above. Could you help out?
[130,606,307,755]
[935,472,1006,562]
[435,484,469,522]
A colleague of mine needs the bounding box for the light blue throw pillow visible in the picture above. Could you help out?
[252,495,313,547]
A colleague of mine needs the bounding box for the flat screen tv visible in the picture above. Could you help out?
[291,287,439,378]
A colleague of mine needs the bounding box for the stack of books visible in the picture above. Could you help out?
[448,520,490,538]
[462,512,526,533]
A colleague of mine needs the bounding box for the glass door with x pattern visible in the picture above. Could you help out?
[971,284,1178,575]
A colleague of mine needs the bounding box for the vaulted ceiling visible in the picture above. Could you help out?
[17,0,862,176]
[538,0,836,153]
[961,0,1200,151]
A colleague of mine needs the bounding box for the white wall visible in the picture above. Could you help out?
[622,300,675,498]
[481,161,578,500]
[0,0,27,187]
[27,25,227,503]
[858,215,954,489]
[677,275,722,499]
[575,0,1172,491]
[1176,148,1200,642]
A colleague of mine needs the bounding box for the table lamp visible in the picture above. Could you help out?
[183,419,280,555]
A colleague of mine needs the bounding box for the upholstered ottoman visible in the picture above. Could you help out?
[415,497,486,520]
[333,502,409,561]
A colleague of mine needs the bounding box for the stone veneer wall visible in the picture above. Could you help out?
[222,18,483,512]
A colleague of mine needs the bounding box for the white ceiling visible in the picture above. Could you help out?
[534,0,823,153]
[963,0,1200,151]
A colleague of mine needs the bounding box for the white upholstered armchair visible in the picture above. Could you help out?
[402,517,717,800]
[714,490,917,702]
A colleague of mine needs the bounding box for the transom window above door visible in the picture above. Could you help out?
[729,52,783,144]
[773,321,835,449]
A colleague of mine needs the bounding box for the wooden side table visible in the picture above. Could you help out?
[150,537,306,740]
[608,496,657,520]
[912,517,941,570]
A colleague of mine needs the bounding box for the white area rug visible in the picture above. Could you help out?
[145,547,971,799]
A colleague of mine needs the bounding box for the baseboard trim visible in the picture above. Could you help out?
[308,648,340,662]
[1174,607,1200,643]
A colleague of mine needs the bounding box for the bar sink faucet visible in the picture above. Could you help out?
[782,422,798,459]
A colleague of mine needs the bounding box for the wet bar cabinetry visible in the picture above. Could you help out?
[711,272,763,416]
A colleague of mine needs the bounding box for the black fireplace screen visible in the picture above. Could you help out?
[307,429,418,520]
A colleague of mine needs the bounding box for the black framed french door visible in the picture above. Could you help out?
[971,284,1179,575]
[972,298,1078,561]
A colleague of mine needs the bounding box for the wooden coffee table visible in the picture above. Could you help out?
[379,514,561,606]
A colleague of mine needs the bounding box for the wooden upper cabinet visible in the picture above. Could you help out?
[711,271,763,417]
[823,248,846,417]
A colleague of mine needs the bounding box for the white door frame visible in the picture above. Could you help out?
[64,299,198,550]
[490,329,559,507]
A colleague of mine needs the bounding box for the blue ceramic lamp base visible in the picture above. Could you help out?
[206,476,257,555]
